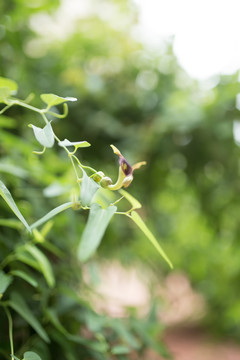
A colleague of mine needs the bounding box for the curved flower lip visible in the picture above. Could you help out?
[108,145,146,190]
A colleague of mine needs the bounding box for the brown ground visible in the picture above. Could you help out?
[145,327,240,360]
[85,263,240,360]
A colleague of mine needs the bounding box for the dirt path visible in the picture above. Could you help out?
[87,263,240,360]
[163,328,240,360]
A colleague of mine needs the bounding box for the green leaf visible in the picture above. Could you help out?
[30,202,74,230]
[0,218,23,230]
[40,93,77,107]
[24,244,55,288]
[78,203,117,262]
[119,189,142,210]
[10,270,38,288]
[111,345,131,355]
[31,122,55,148]
[0,271,13,298]
[0,180,31,233]
[0,115,17,128]
[15,249,40,270]
[0,163,28,178]
[9,292,50,343]
[0,87,10,103]
[80,168,100,207]
[23,351,42,360]
[58,139,91,149]
[43,182,71,198]
[45,308,68,335]
[130,211,173,269]
[0,77,18,94]
[23,352,42,360]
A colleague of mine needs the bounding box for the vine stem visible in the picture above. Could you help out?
[41,113,82,187]
[0,104,13,114]
[40,112,98,181]
[4,306,14,359]
[3,98,99,195]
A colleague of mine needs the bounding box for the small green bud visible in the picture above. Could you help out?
[100,176,113,188]
[92,171,105,183]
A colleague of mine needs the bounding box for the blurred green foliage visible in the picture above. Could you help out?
[1,0,240,350]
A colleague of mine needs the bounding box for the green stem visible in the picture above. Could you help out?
[3,98,99,191]
[111,196,124,206]
[72,155,97,173]
[4,307,14,358]
[41,113,82,187]
[13,100,47,114]
[0,104,13,114]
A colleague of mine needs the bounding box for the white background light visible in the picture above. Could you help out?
[134,0,240,79]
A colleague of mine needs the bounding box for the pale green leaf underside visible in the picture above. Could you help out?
[23,351,42,360]
[0,180,31,232]
[58,138,91,148]
[9,292,50,342]
[80,168,100,207]
[78,203,117,262]
[30,202,74,230]
[31,122,55,148]
[130,211,173,269]
[40,93,77,107]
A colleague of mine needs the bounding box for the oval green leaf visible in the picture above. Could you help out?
[23,352,42,360]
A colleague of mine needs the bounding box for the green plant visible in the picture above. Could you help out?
[0,77,171,360]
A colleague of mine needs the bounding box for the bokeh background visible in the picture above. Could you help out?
[1,0,240,358]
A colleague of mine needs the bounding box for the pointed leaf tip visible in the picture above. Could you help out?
[130,211,173,269]
[0,180,31,233]
[58,139,91,148]
[40,93,77,107]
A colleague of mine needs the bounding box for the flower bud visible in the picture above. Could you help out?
[100,176,113,188]
[92,171,105,183]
